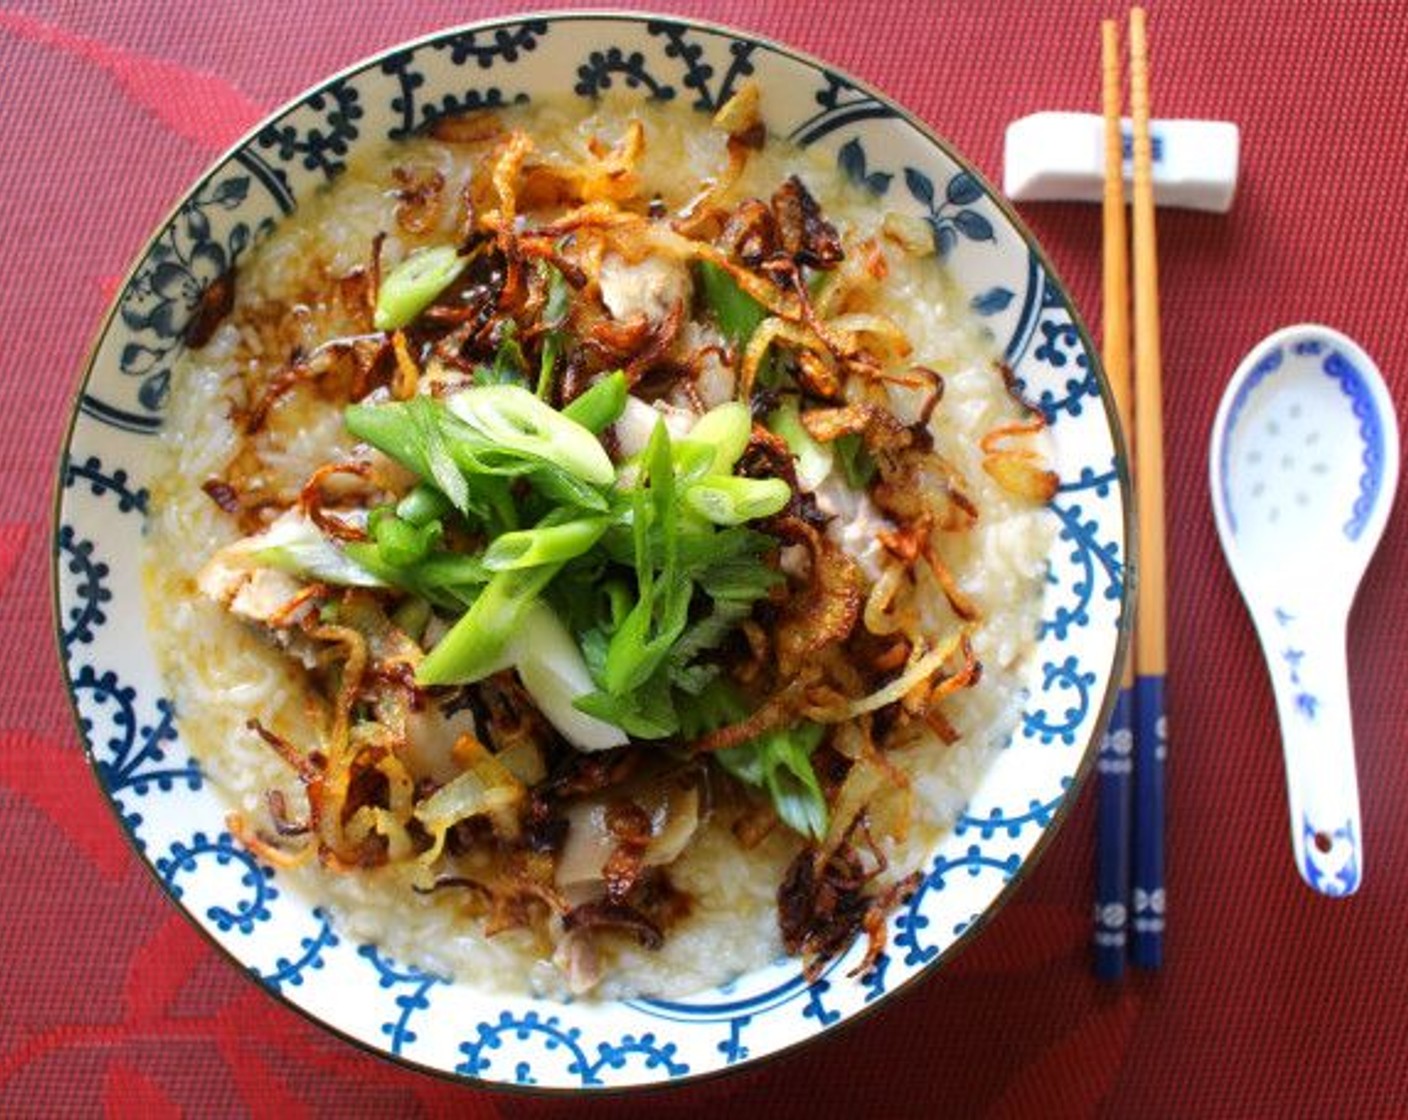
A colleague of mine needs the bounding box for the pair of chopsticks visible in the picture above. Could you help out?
[1093,6,1167,980]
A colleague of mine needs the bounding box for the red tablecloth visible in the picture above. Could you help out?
[5,2,1408,1115]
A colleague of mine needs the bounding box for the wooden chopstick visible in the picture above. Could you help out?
[1092,16,1136,981]
[1128,4,1168,970]
[1102,23,1132,426]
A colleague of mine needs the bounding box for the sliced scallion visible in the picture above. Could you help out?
[445,384,614,486]
[683,476,791,526]
[695,259,766,347]
[676,400,752,476]
[483,515,611,571]
[416,562,563,686]
[373,245,466,331]
[561,370,628,434]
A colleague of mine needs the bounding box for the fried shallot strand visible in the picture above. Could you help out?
[774,522,863,676]
[226,811,316,869]
[304,621,369,866]
[247,717,320,782]
[240,333,390,435]
[298,460,375,541]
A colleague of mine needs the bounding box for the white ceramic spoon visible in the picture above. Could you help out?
[1209,324,1399,897]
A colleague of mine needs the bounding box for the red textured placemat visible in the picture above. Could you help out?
[5,2,1407,1115]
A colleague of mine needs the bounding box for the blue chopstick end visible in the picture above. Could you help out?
[1131,674,1166,973]
[1092,687,1135,980]
[1131,936,1163,971]
[1093,938,1127,981]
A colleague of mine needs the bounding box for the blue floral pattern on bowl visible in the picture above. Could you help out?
[55,14,1129,1091]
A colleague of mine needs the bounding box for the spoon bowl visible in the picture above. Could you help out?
[1209,324,1399,896]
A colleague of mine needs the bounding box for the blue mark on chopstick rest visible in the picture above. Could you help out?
[1301,815,1361,896]
[1320,349,1386,541]
[1121,128,1165,164]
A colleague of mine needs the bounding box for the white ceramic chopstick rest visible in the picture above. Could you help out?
[1209,325,1400,896]
[1004,112,1240,212]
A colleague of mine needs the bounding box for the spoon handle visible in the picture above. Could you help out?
[1259,606,1363,896]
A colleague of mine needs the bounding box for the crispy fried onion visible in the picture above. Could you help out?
[414,733,526,865]
[304,621,369,867]
[429,110,505,146]
[800,401,913,450]
[740,317,823,400]
[488,121,648,225]
[774,521,863,677]
[392,165,446,235]
[805,401,980,541]
[581,300,685,385]
[674,82,765,234]
[778,819,922,982]
[814,236,890,318]
[841,626,972,721]
[980,416,1060,502]
[828,721,912,847]
[235,598,511,875]
[240,333,391,435]
[733,268,910,399]
[875,514,979,624]
[689,677,812,754]
[771,176,844,270]
[391,330,420,400]
[298,460,376,541]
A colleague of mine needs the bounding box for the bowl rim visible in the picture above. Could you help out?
[50,7,1135,1095]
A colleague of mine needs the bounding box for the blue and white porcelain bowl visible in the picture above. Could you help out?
[54,13,1131,1091]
